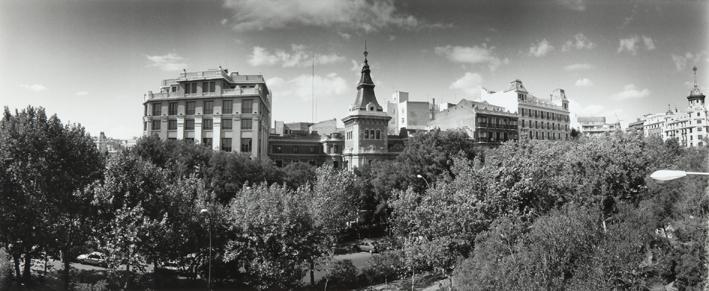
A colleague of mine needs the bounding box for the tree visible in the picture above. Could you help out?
[223,184,324,290]
[0,106,103,286]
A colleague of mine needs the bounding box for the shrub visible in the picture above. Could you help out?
[324,259,359,288]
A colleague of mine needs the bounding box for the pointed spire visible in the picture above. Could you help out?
[689,66,704,97]
[351,40,381,111]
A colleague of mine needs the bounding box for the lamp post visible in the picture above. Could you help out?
[200,208,212,291]
[649,169,709,291]
[416,174,430,188]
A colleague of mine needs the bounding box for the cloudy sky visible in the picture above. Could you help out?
[1,0,707,138]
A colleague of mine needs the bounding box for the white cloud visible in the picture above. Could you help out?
[450,72,483,96]
[19,83,47,92]
[617,35,655,55]
[561,33,596,52]
[642,36,655,51]
[337,32,351,40]
[267,73,348,101]
[434,44,508,71]
[146,52,187,71]
[671,51,705,71]
[248,44,345,68]
[564,63,594,71]
[75,91,89,96]
[222,0,442,32]
[574,78,593,87]
[556,0,586,11]
[528,39,554,57]
[613,84,650,100]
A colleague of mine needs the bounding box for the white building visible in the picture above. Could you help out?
[385,91,435,135]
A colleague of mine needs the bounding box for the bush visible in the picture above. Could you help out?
[324,259,359,288]
[360,250,406,285]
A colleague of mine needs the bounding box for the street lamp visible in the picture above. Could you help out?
[650,169,709,182]
[199,208,212,291]
[649,169,709,291]
[416,174,430,187]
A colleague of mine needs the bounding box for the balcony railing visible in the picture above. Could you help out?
[145,87,263,100]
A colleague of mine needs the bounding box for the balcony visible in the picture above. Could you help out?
[144,87,263,101]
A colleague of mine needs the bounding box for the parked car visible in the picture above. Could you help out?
[76,251,107,267]
[357,239,379,253]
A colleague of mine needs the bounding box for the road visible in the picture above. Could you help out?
[302,251,373,284]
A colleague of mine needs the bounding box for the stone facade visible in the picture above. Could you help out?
[577,116,621,137]
[430,99,518,144]
[142,68,271,160]
[481,80,570,141]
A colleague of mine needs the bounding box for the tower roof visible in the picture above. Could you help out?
[351,44,382,111]
[689,66,705,98]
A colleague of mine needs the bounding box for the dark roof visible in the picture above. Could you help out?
[351,50,382,111]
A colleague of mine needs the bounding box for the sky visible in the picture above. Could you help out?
[1,0,708,139]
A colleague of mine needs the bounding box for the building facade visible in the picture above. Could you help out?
[662,73,707,147]
[430,99,518,144]
[481,80,570,141]
[142,68,271,160]
[577,116,621,137]
[342,49,395,170]
[386,91,435,135]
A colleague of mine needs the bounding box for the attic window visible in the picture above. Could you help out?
[369,106,374,111]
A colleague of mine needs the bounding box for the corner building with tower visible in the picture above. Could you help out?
[342,49,396,170]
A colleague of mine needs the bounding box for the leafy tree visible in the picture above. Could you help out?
[223,184,324,290]
[280,162,316,190]
[0,106,103,286]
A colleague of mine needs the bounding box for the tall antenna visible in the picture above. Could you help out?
[312,53,315,123]
[693,66,698,87]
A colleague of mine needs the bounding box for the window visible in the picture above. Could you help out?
[375,130,381,139]
[151,120,161,130]
[203,119,213,130]
[293,146,299,153]
[168,120,177,130]
[152,103,162,116]
[143,122,147,131]
[210,81,216,92]
[521,120,525,127]
[184,138,194,143]
[364,129,369,139]
[273,145,283,153]
[242,99,253,113]
[241,138,252,152]
[144,105,147,116]
[186,101,196,115]
[185,83,197,94]
[202,138,212,147]
[241,119,252,130]
[168,102,178,115]
[185,119,195,130]
[171,86,177,92]
[203,101,213,114]
[221,138,232,152]
[223,100,233,114]
[222,119,232,129]
[202,81,216,93]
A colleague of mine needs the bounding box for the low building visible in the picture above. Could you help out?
[386,91,436,135]
[430,99,518,144]
[142,68,272,160]
[627,117,645,134]
[577,116,621,137]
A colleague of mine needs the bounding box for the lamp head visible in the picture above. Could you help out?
[650,170,687,182]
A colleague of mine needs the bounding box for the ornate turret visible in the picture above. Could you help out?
[351,44,382,112]
[687,66,705,107]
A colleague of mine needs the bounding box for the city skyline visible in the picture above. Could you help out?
[1,0,708,139]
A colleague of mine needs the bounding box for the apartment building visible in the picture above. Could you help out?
[142,68,271,160]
